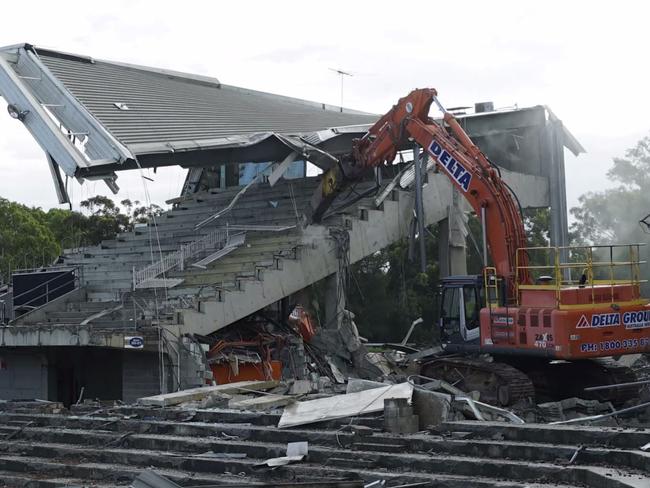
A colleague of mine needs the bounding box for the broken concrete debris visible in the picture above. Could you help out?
[137,380,280,407]
[195,305,383,391]
[384,397,419,434]
[549,400,650,425]
[229,393,295,411]
[133,470,183,488]
[0,398,648,488]
[412,389,451,428]
[259,441,309,466]
[4,314,650,487]
[2,357,650,485]
[278,382,414,428]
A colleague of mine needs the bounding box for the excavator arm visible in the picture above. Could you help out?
[312,88,529,298]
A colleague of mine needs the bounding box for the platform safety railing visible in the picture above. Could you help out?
[515,244,647,308]
[483,266,500,309]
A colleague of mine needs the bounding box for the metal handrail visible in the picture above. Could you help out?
[12,265,76,275]
[515,244,646,307]
[132,226,231,289]
[12,269,78,303]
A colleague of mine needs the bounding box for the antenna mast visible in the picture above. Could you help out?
[329,68,353,112]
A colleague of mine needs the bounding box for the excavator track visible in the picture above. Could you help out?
[509,357,641,406]
[584,359,640,404]
[419,355,641,407]
[419,357,536,406]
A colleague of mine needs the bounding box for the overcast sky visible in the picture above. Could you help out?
[0,1,648,214]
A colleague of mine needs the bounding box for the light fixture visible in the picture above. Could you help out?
[7,104,29,121]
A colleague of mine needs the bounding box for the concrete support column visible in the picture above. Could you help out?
[324,271,345,329]
[545,120,570,249]
[122,351,162,403]
[438,188,468,277]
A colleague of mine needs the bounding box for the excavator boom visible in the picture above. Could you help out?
[314,88,528,299]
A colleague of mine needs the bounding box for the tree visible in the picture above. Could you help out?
[130,202,164,226]
[0,195,170,284]
[350,206,552,345]
[0,199,60,282]
[570,135,650,246]
[42,208,91,250]
[75,197,164,243]
[523,208,551,248]
[348,224,441,344]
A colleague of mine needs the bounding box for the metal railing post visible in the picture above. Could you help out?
[609,245,615,303]
[554,247,561,307]
[587,246,594,305]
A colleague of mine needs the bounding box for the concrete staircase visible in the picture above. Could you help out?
[0,404,645,488]
[13,171,455,334]
[175,173,454,335]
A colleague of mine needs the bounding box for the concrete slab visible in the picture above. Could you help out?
[229,394,295,411]
[278,382,413,428]
[289,380,312,395]
[137,380,279,407]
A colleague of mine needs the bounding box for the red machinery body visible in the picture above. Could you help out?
[481,301,650,360]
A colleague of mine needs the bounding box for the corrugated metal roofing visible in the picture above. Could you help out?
[0,43,583,190]
[36,49,378,154]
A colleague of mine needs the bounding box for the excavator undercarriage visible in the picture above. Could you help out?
[420,354,640,407]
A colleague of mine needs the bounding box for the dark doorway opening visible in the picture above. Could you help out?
[47,347,123,406]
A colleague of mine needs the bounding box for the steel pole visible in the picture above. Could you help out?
[481,206,488,267]
[413,144,427,273]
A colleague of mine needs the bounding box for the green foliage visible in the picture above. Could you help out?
[121,199,164,225]
[464,207,551,269]
[349,205,553,345]
[0,198,60,281]
[570,135,650,246]
[523,208,551,248]
[348,225,440,345]
[42,208,90,249]
[0,196,167,283]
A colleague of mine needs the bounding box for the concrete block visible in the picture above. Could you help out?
[383,397,420,434]
[384,414,420,434]
[289,380,312,395]
[279,382,413,428]
[229,394,295,411]
[413,388,451,428]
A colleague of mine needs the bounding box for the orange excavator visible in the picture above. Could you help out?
[312,88,650,405]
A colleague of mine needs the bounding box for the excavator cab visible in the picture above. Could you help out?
[439,274,505,347]
[439,275,483,345]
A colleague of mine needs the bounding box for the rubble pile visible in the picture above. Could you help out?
[196,307,386,394]
[187,308,650,431]
[2,306,650,485]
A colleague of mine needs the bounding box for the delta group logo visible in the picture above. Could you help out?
[576,310,650,330]
[622,310,650,329]
[576,313,620,328]
[428,140,472,192]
